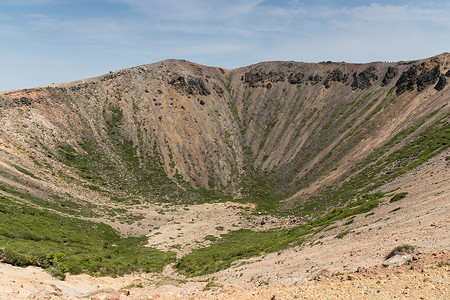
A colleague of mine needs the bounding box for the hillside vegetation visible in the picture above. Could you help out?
[0,53,449,278]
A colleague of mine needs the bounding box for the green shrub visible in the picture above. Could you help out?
[204,235,218,242]
[46,266,66,280]
[343,219,354,226]
[335,230,350,239]
[389,207,401,213]
[390,192,408,203]
[0,195,175,277]
[175,226,310,277]
[385,244,416,259]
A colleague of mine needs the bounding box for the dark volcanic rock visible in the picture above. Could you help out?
[323,69,349,88]
[395,65,418,95]
[243,69,285,87]
[244,69,265,87]
[382,66,398,85]
[351,66,378,89]
[396,63,441,95]
[417,65,440,92]
[288,72,305,84]
[213,83,224,96]
[434,75,447,91]
[267,71,285,83]
[169,75,210,96]
[307,74,322,85]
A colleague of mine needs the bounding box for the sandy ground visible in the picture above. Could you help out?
[0,150,449,299]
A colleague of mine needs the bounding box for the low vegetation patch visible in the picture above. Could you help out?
[390,192,408,203]
[389,207,401,213]
[175,191,386,277]
[175,226,310,277]
[0,195,175,278]
[385,244,416,259]
[335,230,350,239]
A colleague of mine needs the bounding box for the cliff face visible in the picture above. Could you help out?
[0,54,449,213]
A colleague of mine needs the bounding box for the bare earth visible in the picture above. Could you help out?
[0,150,449,299]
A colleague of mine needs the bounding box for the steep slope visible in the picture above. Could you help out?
[1,54,449,215]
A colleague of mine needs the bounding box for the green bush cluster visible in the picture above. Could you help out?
[0,195,175,279]
[175,192,384,277]
[175,226,310,277]
[385,244,416,259]
[390,192,408,203]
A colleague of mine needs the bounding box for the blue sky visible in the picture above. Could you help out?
[1,0,449,91]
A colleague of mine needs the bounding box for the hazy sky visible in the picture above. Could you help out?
[1,0,449,91]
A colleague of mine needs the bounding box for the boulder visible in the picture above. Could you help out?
[382,66,398,85]
[352,66,378,89]
[324,68,349,88]
[434,74,447,91]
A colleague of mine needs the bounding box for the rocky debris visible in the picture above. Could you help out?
[395,65,418,94]
[1,96,43,108]
[136,250,449,299]
[395,63,442,95]
[351,66,378,89]
[287,72,304,85]
[384,254,413,267]
[69,83,89,91]
[14,97,34,106]
[417,65,440,91]
[323,69,349,88]
[243,69,265,87]
[434,74,447,91]
[307,74,322,85]
[212,83,224,96]
[267,71,285,83]
[314,269,331,281]
[243,69,286,88]
[381,66,398,85]
[169,75,210,96]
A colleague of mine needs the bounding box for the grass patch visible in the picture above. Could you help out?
[174,191,385,277]
[343,219,354,226]
[309,192,384,228]
[0,183,96,217]
[390,192,408,203]
[203,281,222,291]
[175,226,311,277]
[299,112,449,217]
[389,207,401,213]
[204,235,218,242]
[0,195,175,278]
[12,165,40,180]
[385,244,416,259]
[335,230,350,239]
